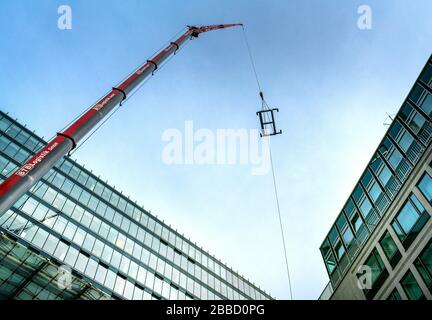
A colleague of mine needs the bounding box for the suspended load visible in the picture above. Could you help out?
[256,91,282,137]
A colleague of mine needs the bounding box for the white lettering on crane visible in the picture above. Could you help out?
[93,92,116,111]
[15,142,59,178]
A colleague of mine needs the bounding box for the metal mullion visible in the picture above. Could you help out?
[7,261,49,300]
[4,144,268,300]
[418,79,432,95]
[396,114,428,150]
[350,194,372,234]
[0,243,26,288]
[2,121,267,301]
[358,177,384,218]
[38,176,242,300]
[368,162,394,204]
[407,99,432,122]
[386,132,416,168]
[376,150,404,189]
[11,199,221,301]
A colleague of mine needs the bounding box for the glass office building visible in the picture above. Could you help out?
[0,110,273,300]
[319,54,432,300]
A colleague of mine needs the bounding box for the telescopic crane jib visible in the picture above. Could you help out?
[0,24,242,217]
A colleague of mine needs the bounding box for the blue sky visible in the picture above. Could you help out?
[1,0,431,299]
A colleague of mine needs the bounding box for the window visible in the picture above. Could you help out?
[15,130,30,144]
[69,166,80,180]
[350,212,363,232]
[4,141,19,158]
[360,248,389,300]
[110,193,119,207]
[410,84,432,116]
[145,272,155,290]
[59,159,72,174]
[52,173,65,188]
[102,187,112,202]
[63,222,77,240]
[70,184,82,200]
[114,276,126,296]
[82,234,96,252]
[33,228,49,249]
[361,170,373,189]
[119,256,130,274]
[61,179,73,194]
[379,231,401,268]
[110,250,121,269]
[378,164,392,187]
[104,270,116,290]
[410,83,425,104]
[52,189,66,211]
[420,63,432,87]
[388,148,403,171]
[15,149,30,163]
[0,117,12,131]
[399,103,426,136]
[324,252,337,275]
[400,270,424,300]
[85,176,97,191]
[53,240,68,261]
[79,190,91,206]
[101,245,113,264]
[391,194,429,249]
[95,264,107,284]
[118,198,127,212]
[423,93,432,116]
[124,281,135,300]
[94,182,104,195]
[5,124,20,138]
[140,246,149,265]
[75,253,89,273]
[133,242,142,260]
[359,197,373,218]
[88,196,99,211]
[336,214,347,231]
[105,207,115,222]
[137,266,147,284]
[414,240,432,290]
[80,211,92,228]
[96,202,107,216]
[64,246,79,267]
[368,182,383,203]
[342,227,354,247]
[73,228,85,246]
[418,173,432,202]
[387,288,402,300]
[77,171,89,186]
[328,227,338,245]
[92,239,104,258]
[129,261,138,279]
[389,121,414,153]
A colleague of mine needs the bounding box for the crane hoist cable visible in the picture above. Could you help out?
[241,26,293,300]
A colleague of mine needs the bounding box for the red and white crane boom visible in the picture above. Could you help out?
[0,24,242,216]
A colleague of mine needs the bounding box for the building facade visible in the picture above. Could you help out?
[319,54,432,300]
[0,110,273,300]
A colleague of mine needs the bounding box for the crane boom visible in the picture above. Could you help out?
[0,24,242,217]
